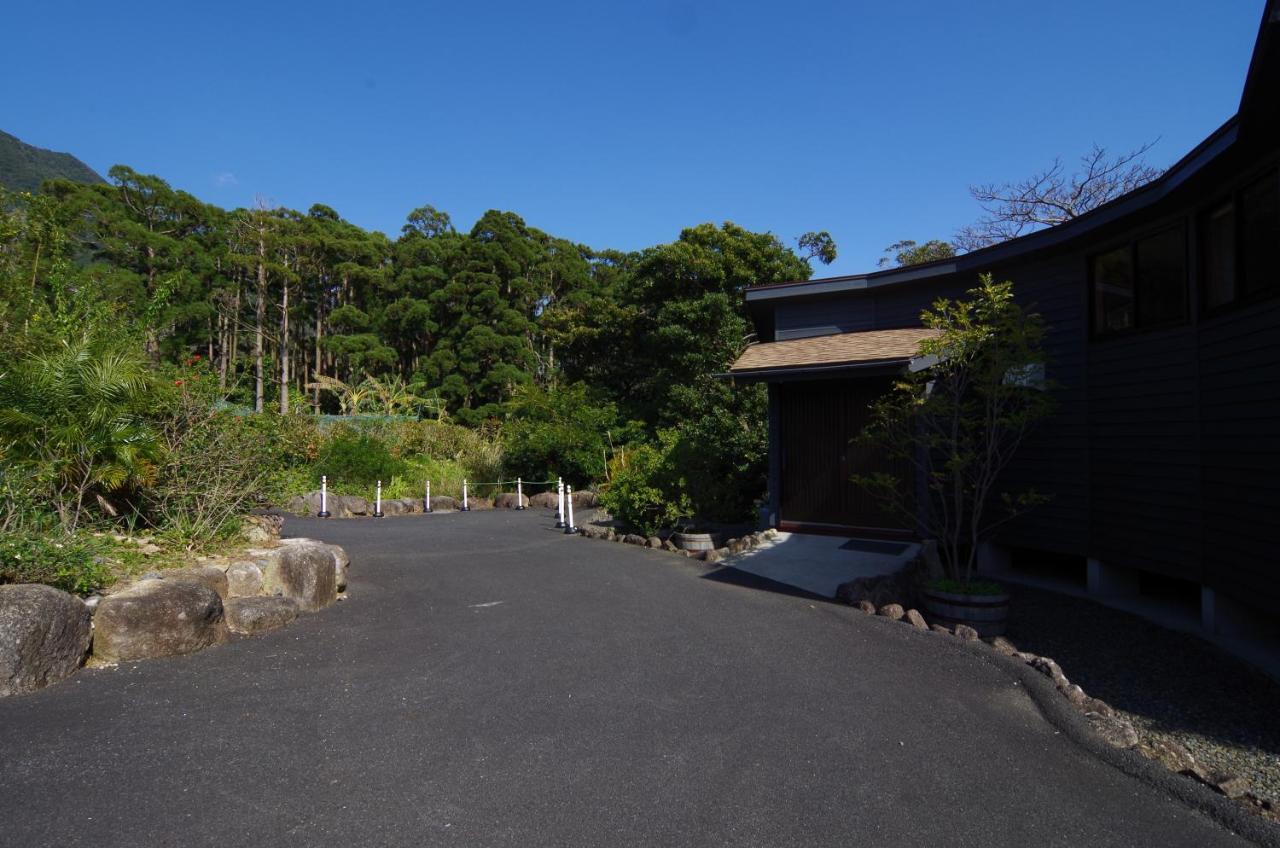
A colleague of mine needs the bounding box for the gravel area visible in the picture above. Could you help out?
[1004,585,1280,813]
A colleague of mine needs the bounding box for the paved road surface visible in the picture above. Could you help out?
[0,511,1258,846]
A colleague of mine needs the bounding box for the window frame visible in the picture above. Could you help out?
[1088,222,1189,339]
[1199,166,1280,317]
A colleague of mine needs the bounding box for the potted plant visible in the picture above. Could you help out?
[854,276,1054,636]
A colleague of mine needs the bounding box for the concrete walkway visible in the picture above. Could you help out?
[725,531,917,598]
[0,510,1262,847]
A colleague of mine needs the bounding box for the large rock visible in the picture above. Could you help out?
[429,495,458,512]
[877,603,905,621]
[0,585,93,697]
[226,561,264,598]
[570,490,598,509]
[336,495,370,517]
[493,492,530,509]
[166,565,229,599]
[93,580,227,663]
[225,597,299,635]
[623,534,646,546]
[242,514,283,544]
[529,491,558,509]
[262,543,338,612]
[467,497,494,511]
[904,609,928,630]
[380,498,409,516]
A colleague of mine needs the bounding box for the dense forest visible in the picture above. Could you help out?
[0,162,829,575]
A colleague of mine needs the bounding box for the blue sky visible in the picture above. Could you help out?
[2,1,1265,276]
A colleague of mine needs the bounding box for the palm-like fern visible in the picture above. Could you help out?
[0,339,156,532]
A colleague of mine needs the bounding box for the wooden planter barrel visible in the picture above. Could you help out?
[672,531,720,552]
[921,587,1010,637]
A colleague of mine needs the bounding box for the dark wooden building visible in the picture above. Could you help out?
[730,2,1280,628]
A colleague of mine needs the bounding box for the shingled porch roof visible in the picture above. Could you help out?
[728,327,940,378]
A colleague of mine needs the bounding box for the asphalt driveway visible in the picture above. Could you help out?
[0,510,1262,846]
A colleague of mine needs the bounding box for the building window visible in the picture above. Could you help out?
[1240,171,1279,299]
[1091,226,1186,336]
[1203,203,1236,309]
[1202,169,1279,310]
[1093,247,1134,333]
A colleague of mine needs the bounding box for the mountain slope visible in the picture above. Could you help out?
[0,130,106,192]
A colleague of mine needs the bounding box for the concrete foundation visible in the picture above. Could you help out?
[1086,558,1139,597]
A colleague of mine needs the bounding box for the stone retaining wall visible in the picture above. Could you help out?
[0,530,350,698]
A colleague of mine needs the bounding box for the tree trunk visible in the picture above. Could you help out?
[254,236,266,414]
[279,276,290,415]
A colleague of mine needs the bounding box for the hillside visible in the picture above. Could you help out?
[0,129,105,192]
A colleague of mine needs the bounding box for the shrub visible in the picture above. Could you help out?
[314,427,407,492]
[502,382,617,488]
[599,435,691,536]
[145,395,283,548]
[0,532,113,594]
[0,337,158,532]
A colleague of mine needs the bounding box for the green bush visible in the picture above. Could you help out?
[0,532,113,595]
[502,382,619,488]
[314,427,408,491]
[599,435,691,536]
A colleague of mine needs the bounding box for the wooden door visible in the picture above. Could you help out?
[778,377,911,533]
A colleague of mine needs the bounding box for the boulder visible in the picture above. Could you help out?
[988,636,1019,656]
[726,538,744,554]
[904,609,928,630]
[623,534,646,546]
[396,498,421,514]
[429,495,459,512]
[467,497,494,511]
[1058,682,1089,707]
[493,492,530,509]
[1086,711,1139,749]
[702,549,723,564]
[877,603,905,621]
[93,580,227,663]
[380,498,409,516]
[262,542,338,612]
[646,536,663,549]
[570,490,598,509]
[166,565,229,599]
[1029,656,1069,688]
[0,585,93,697]
[335,495,369,517]
[224,597,300,635]
[856,600,877,615]
[953,624,980,641]
[316,543,351,592]
[929,623,952,635]
[661,539,678,552]
[1136,738,1198,775]
[284,494,313,515]
[763,528,780,540]
[226,561,264,598]
[242,514,283,543]
[529,491,558,509]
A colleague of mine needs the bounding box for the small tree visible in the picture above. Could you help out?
[854,276,1054,588]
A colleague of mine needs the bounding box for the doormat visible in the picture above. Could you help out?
[839,538,910,556]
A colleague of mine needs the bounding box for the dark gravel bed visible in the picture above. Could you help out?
[1004,585,1280,812]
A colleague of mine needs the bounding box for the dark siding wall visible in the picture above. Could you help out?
[773,280,969,340]
[1197,297,1280,610]
[990,255,1092,556]
[1086,326,1204,580]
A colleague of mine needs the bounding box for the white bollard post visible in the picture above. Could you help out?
[318,475,331,518]
[373,480,384,518]
[424,479,432,513]
[564,484,577,534]
[461,479,470,512]
[555,477,565,528]
[516,477,525,510]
